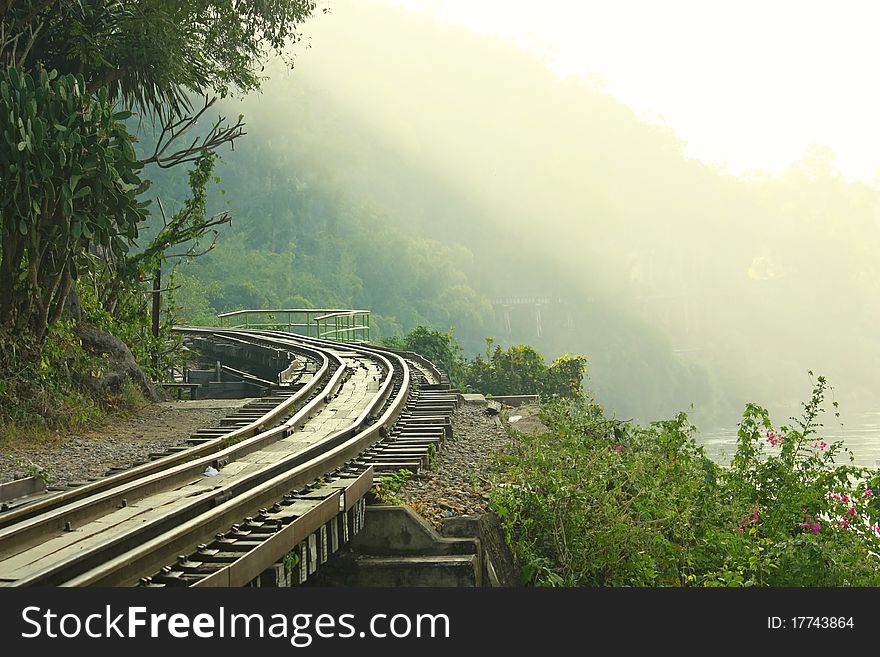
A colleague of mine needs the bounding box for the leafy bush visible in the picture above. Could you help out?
[712,375,880,586]
[462,338,587,400]
[491,376,880,586]
[0,317,146,443]
[384,328,588,401]
[382,325,466,384]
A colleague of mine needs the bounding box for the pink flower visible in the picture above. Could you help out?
[847,506,857,517]
[765,431,785,447]
[864,489,874,498]
[801,513,820,534]
[737,510,760,532]
[612,444,623,453]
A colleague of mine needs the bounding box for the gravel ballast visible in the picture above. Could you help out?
[0,399,252,487]
[396,398,518,527]
[1,394,544,524]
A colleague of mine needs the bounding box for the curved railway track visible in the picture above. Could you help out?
[0,328,456,587]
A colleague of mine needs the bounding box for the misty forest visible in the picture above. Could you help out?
[1,1,879,587]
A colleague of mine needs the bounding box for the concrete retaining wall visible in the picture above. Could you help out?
[309,505,520,587]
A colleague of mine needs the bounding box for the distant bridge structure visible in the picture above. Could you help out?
[489,293,705,355]
[490,297,573,338]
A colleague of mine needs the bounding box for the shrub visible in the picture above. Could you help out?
[491,375,880,586]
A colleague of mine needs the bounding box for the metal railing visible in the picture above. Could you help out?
[217,308,370,342]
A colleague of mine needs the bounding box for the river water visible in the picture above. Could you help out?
[698,411,880,469]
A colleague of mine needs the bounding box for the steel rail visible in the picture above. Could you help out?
[182,329,409,448]
[360,342,444,386]
[0,340,344,557]
[8,331,409,586]
[0,341,330,532]
[66,338,408,587]
[186,467,375,588]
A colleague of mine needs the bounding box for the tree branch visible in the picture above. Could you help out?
[141,96,246,169]
[15,18,39,67]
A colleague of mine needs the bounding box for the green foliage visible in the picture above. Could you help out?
[82,152,224,380]
[172,271,223,326]
[382,327,588,401]
[462,339,587,400]
[492,377,880,586]
[76,276,182,382]
[106,152,226,299]
[169,184,496,346]
[7,456,53,484]
[283,550,301,576]
[713,374,880,586]
[2,1,317,115]
[384,325,466,383]
[370,469,414,505]
[0,320,97,435]
[0,317,145,443]
[0,67,147,342]
[0,0,321,402]
[492,398,718,586]
[426,443,439,471]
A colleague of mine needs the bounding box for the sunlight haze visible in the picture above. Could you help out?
[143,0,880,446]
[377,0,880,182]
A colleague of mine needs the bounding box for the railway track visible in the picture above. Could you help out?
[0,329,457,587]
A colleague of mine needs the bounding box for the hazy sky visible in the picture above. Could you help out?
[203,0,880,423]
[372,0,880,182]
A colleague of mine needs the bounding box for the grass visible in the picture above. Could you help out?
[0,379,148,448]
[369,468,415,504]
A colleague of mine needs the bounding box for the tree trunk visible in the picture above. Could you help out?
[0,230,25,331]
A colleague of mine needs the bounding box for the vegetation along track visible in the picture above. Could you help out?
[0,328,457,587]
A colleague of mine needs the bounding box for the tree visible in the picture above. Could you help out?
[462,339,587,400]
[0,0,317,362]
[1,1,317,115]
[395,325,465,383]
[545,354,588,400]
[0,69,147,343]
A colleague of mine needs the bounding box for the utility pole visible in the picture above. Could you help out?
[151,266,160,377]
